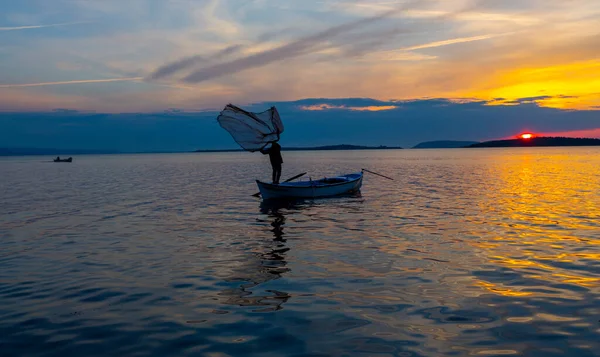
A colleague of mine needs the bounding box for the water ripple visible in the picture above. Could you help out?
[1,149,599,356]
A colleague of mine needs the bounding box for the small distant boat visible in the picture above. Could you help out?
[53,157,72,163]
[256,171,363,200]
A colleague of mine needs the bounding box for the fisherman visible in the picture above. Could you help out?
[260,142,283,184]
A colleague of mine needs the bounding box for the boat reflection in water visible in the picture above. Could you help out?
[216,200,301,312]
[216,194,362,312]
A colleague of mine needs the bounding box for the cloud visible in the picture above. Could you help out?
[0,22,88,31]
[2,97,599,152]
[345,33,501,63]
[334,0,543,26]
[147,4,416,83]
[0,77,143,88]
[298,104,398,111]
[146,1,493,85]
[149,44,244,80]
[401,33,502,51]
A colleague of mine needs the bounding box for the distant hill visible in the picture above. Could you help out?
[284,144,403,151]
[195,144,403,152]
[468,137,600,148]
[0,148,120,156]
[413,140,480,149]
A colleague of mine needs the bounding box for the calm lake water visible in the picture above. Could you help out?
[1,148,599,357]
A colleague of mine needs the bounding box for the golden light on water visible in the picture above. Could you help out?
[475,280,533,297]
[471,149,600,296]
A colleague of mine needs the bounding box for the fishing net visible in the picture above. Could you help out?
[216,104,284,152]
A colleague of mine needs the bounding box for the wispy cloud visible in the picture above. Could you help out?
[149,44,244,80]
[0,77,143,88]
[147,1,487,84]
[0,22,88,31]
[299,104,398,111]
[197,0,240,39]
[148,4,417,83]
[353,34,502,63]
[334,1,542,25]
[402,34,502,51]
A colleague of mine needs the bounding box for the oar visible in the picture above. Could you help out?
[362,168,394,181]
[252,172,307,197]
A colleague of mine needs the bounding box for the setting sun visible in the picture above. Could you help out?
[520,133,534,139]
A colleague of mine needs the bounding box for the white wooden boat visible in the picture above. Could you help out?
[256,172,363,200]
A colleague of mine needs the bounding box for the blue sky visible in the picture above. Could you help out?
[1,0,599,150]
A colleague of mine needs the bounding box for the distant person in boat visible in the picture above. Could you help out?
[260,142,283,184]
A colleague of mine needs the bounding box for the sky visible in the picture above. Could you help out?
[1,0,599,150]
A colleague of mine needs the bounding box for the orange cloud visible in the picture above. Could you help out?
[298,104,398,111]
[461,60,600,109]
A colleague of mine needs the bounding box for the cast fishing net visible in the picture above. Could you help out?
[216,104,284,152]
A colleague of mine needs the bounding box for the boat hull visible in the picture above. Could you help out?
[256,172,363,200]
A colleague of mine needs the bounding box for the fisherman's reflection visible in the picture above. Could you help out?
[218,200,296,312]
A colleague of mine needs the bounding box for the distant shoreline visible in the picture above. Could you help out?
[194,144,404,153]
[0,145,404,156]
[3,138,600,156]
[467,137,600,148]
[412,140,480,149]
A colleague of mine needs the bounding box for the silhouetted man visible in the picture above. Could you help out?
[260,142,283,184]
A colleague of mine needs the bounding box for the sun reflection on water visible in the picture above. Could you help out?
[470,149,600,295]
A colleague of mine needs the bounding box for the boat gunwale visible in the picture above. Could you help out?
[256,172,363,189]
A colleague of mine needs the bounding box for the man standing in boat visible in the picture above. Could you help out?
[260,142,283,184]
